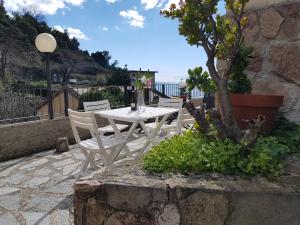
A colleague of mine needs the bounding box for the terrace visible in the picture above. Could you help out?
[0,134,146,225]
[1,0,300,225]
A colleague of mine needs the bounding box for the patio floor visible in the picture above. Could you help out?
[0,134,148,225]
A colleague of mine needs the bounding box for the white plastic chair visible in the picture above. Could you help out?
[83,100,128,135]
[68,109,126,171]
[145,98,183,135]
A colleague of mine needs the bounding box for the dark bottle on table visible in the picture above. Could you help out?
[130,90,137,111]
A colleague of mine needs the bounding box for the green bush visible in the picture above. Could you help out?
[271,115,300,153]
[78,86,125,110]
[144,131,243,174]
[243,137,289,179]
[144,130,292,179]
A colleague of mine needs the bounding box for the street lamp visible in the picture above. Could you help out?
[35,33,57,119]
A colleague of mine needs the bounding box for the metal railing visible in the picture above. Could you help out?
[0,83,203,125]
[155,82,204,99]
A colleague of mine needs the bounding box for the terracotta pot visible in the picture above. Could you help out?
[180,95,187,101]
[230,94,284,133]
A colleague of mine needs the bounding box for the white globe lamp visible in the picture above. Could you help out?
[35,33,57,53]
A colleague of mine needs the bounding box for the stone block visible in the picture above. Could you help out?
[179,190,228,225]
[56,137,70,153]
[260,7,284,38]
[106,183,168,212]
[228,192,300,225]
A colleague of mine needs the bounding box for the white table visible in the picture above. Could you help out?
[96,106,179,154]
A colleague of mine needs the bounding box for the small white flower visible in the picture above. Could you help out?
[141,76,147,84]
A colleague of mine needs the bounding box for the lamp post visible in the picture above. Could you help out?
[35,33,57,120]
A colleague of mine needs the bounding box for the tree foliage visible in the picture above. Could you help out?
[91,51,118,69]
[162,0,256,144]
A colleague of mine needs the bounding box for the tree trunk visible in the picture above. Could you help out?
[0,50,7,80]
[217,79,242,142]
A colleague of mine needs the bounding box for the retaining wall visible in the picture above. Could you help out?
[74,176,300,225]
[0,116,108,161]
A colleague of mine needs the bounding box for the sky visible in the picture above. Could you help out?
[4,0,225,82]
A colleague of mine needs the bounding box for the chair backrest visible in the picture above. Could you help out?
[181,108,196,126]
[83,99,111,112]
[68,109,104,149]
[158,97,183,109]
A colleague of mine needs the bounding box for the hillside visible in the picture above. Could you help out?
[0,2,108,86]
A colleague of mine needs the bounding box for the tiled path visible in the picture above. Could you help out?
[0,135,147,225]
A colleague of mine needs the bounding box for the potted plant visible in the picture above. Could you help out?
[179,80,188,101]
[226,46,284,133]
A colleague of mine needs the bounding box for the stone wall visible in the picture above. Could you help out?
[244,0,300,123]
[0,116,108,161]
[74,177,300,225]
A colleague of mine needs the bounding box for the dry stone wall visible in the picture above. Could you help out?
[74,177,300,225]
[244,1,300,123]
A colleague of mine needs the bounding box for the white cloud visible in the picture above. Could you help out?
[53,25,89,40]
[114,26,120,31]
[105,0,119,3]
[67,27,89,40]
[98,26,109,31]
[120,9,145,28]
[53,25,65,33]
[141,0,165,10]
[3,0,86,15]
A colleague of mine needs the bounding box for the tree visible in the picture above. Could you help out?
[91,51,118,69]
[106,68,131,86]
[162,0,262,144]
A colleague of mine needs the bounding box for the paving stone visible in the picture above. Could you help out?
[0,194,21,210]
[19,158,49,170]
[0,187,20,196]
[62,163,81,176]
[43,180,75,194]
[71,151,85,160]
[0,212,20,225]
[22,212,50,225]
[51,210,70,225]
[23,177,50,188]
[6,173,28,185]
[48,154,66,160]
[52,158,76,168]
[24,194,72,211]
[0,164,20,177]
[33,168,54,177]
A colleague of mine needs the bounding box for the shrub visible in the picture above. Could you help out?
[271,115,300,153]
[78,86,125,110]
[144,131,292,179]
[243,137,289,179]
[144,131,243,174]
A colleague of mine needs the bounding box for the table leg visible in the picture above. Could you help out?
[108,118,138,158]
[139,114,170,152]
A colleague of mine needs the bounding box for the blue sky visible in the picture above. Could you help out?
[4,0,225,82]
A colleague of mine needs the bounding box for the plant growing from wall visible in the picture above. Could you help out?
[228,45,253,94]
[161,0,262,145]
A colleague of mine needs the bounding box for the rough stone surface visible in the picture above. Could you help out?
[0,116,109,162]
[56,137,70,153]
[269,43,300,86]
[179,191,228,225]
[0,131,148,225]
[260,7,284,38]
[74,155,300,225]
[244,1,300,123]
